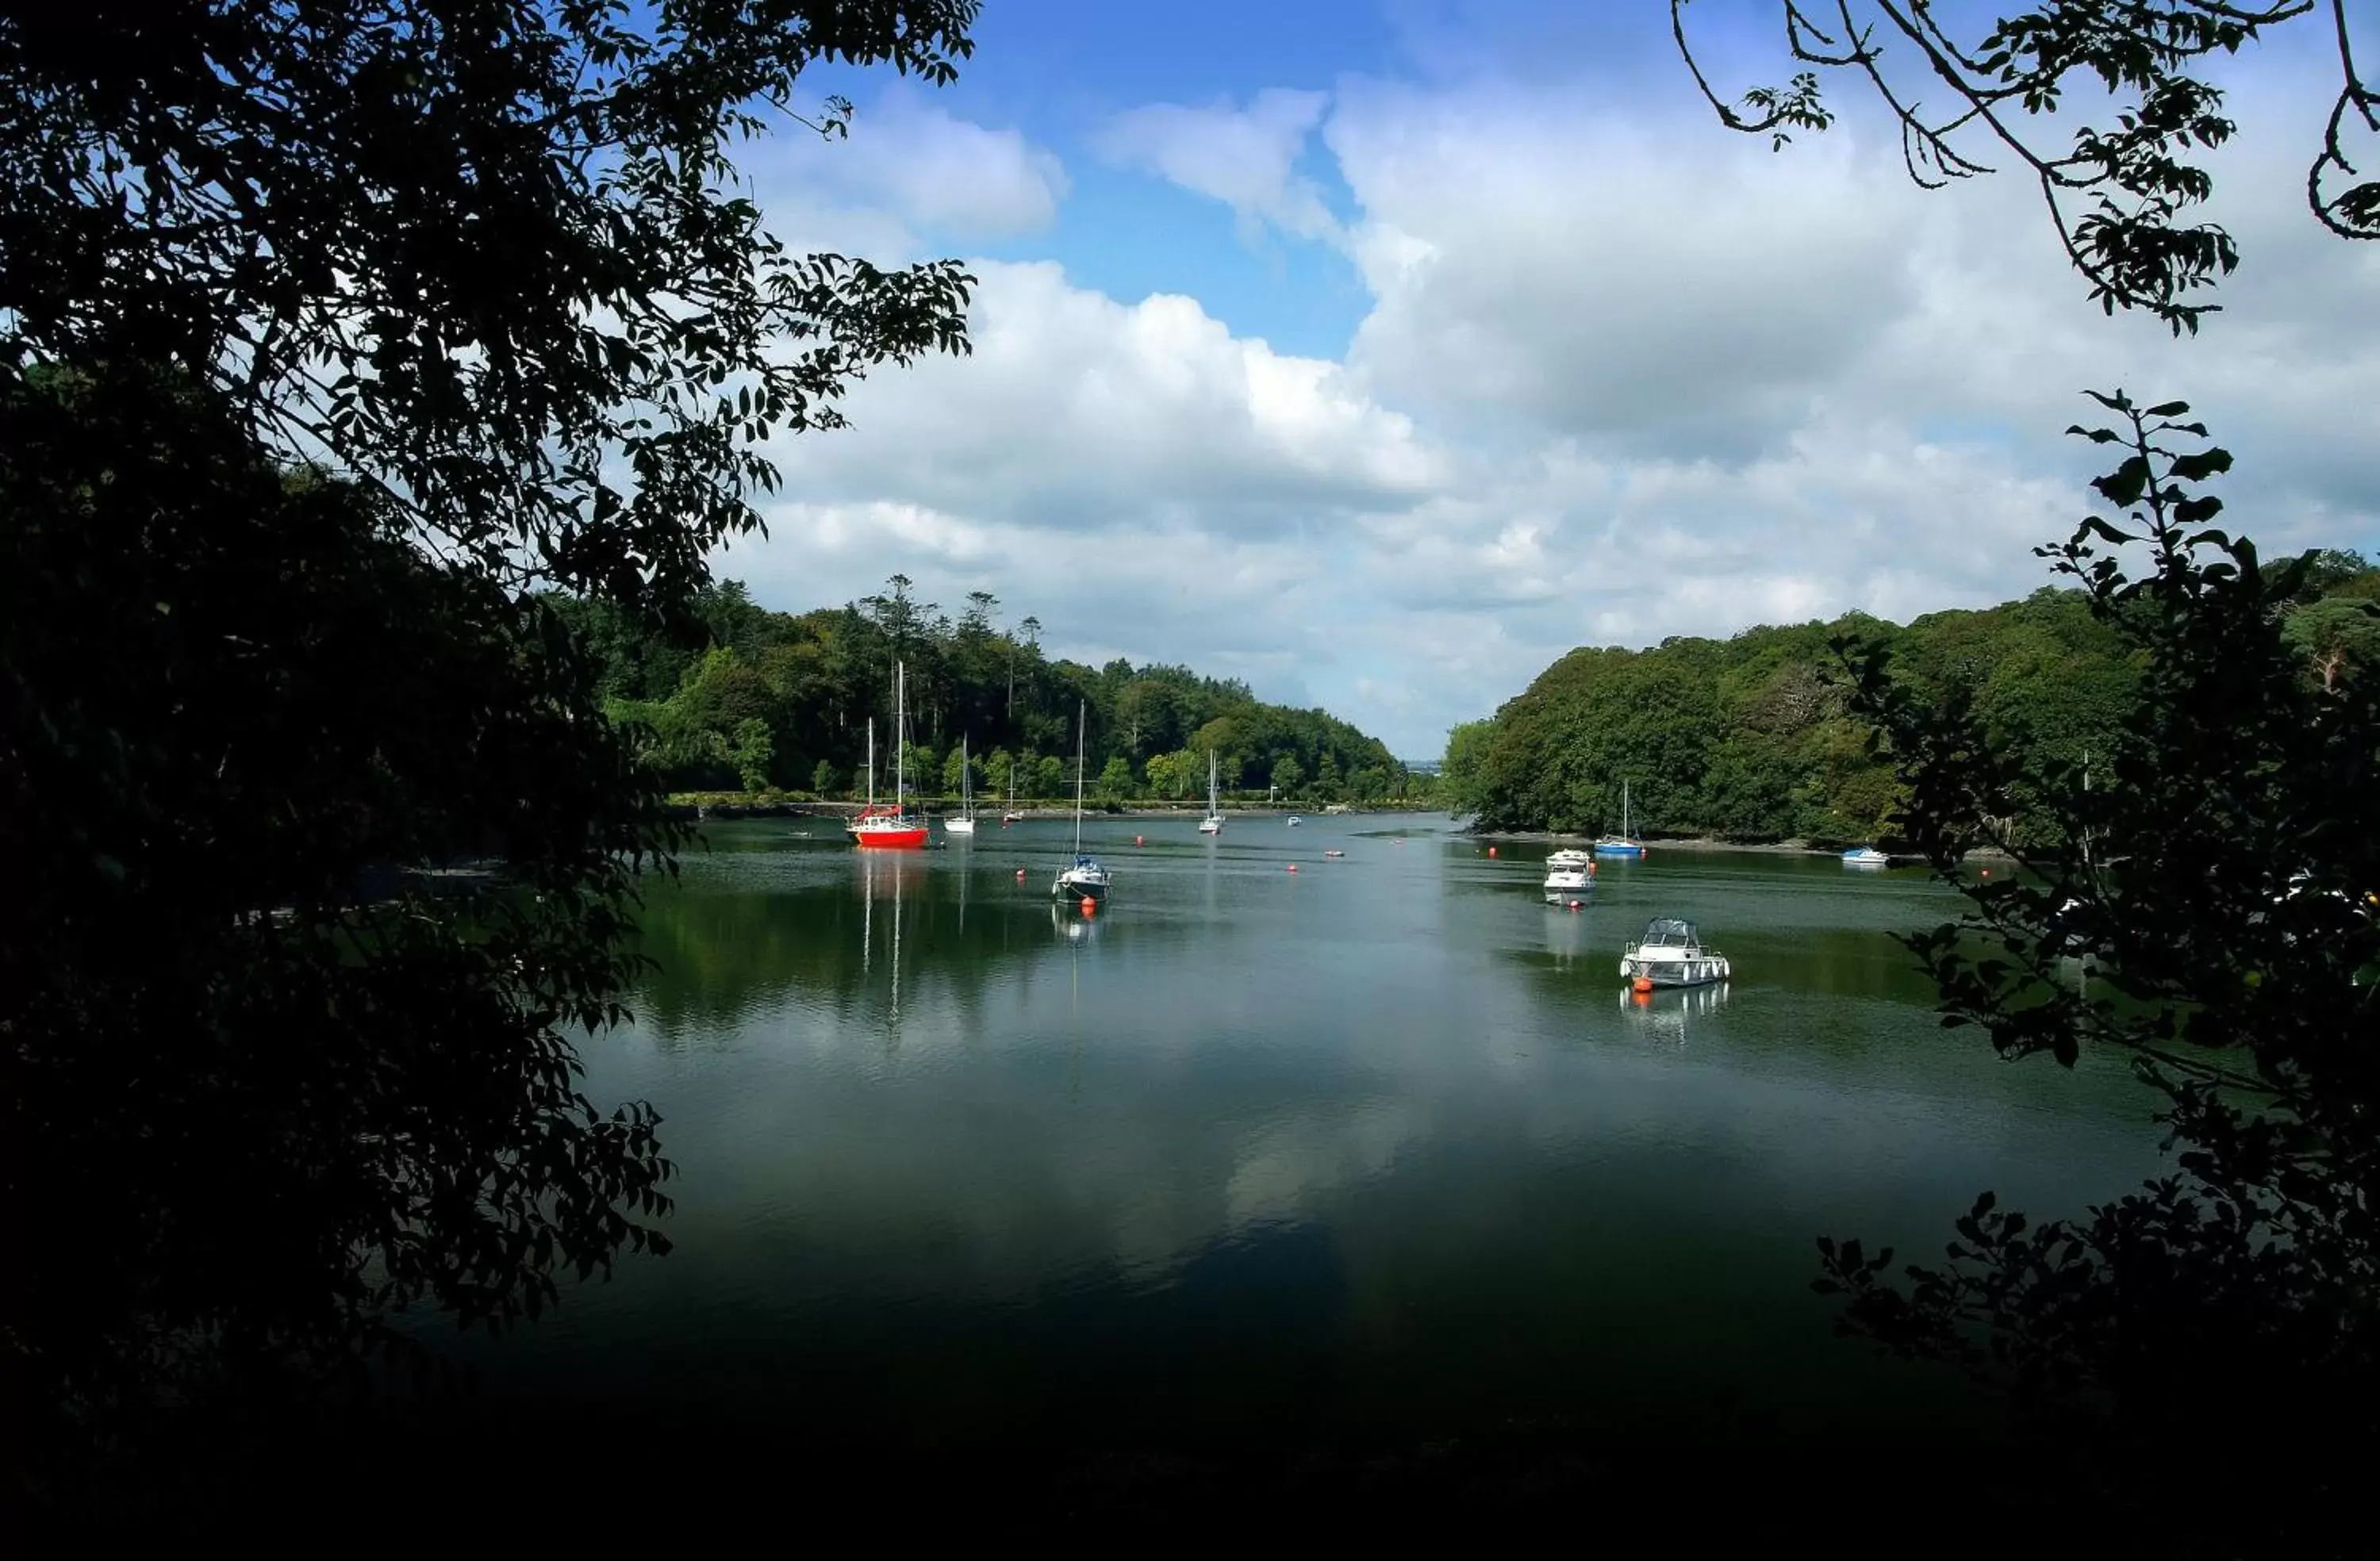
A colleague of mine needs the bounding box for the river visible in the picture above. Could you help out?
[423,811,2163,1456]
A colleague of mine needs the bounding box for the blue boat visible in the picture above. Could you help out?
[1593,779,1645,857]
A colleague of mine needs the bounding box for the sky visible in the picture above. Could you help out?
[715,0,2380,759]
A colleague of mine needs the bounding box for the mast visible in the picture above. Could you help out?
[962,734,971,820]
[1209,748,1219,816]
[866,718,876,809]
[894,661,906,814]
[1073,700,1086,855]
[1622,778,1631,839]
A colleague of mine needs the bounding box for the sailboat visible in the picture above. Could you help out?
[1197,750,1224,834]
[1001,753,1023,825]
[1593,778,1646,858]
[945,734,977,836]
[1051,700,1111,903]
[850,660,929,849]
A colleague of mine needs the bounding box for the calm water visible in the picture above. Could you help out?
[431,812,2165,1449]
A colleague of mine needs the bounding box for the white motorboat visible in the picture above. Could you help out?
[1841,846,1888,866]
[1544,861,1593,903]
[1620,917,1730,988]
[1548,848,1592,869]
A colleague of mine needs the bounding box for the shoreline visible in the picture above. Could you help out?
[1464,827,2016,863]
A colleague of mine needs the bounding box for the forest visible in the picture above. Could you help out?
[550,575,1416,805]
[1441,550,2380,844]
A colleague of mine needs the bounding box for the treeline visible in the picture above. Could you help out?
[549,576,1418,804]
[1444,551,2380,842]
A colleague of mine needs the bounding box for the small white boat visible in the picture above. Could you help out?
[1198,750,1224,834]
[1544,861,1593,902]
[1286,815,1303,827]
[1051,702,1111,903]
[945,734,977,835]
[1620,917,1730,988]
[1841,846,1887,867]
[1548,848,1592,869]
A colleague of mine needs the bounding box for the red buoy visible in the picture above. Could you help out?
[1081,896,1096,914]
[1286,864,1299,873]
[1632,975,1653,994]
[1015,869,1027,880]
[1487,846,1498,857]
[1135,835,1144,846]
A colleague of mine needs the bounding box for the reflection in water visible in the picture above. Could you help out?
[1619,980,1731,1046]
[521,819,2173,1453]
[1544,904,1587,971]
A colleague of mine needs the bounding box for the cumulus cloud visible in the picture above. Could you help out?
[720,38,2377,757]
[1093,88,1343,244]
[754,87,1069,247]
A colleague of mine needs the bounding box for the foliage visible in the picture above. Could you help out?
[555,577,1417,802]
[1814,396,2380,1542]
[1672,0,2379,333]
[3,0,984,1505]
[6,363,682,1501]
[1437,553,2361,844]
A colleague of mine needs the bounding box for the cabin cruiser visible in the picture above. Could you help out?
[1620,918,1730,988]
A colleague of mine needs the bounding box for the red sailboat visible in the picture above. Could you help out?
[850,659,929,850]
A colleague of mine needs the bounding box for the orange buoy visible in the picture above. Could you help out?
[1632,975,1653,994]
[1633,988,1653,1007]
[1568,899,1582,911]
[1487,846,1497,857]
[1015,868,1027,880]
[1135,835,1144,846]
[1286,864,1299,873]
[1081,896,1096,914]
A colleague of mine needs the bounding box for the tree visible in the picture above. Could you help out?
[731,719,774,793]
[812,759,839,797]
[1096,756,1135,799]
[1816,397,2380,1540]
[941,743,978,798]
[1273,753,1306,797]
[1674,0,2378,333]
[2284,596,2380,691]
[3,0,983,1501]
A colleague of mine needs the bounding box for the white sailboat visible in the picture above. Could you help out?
[1052,700,1111,903]
[1198,750,1224,834]
[945,734,977,835]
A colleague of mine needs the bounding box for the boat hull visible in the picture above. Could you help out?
[1198,818,1223,834]
[1053,872,1110,901]
[1619,955,1729,988]
[851,822,929,850]
[944,818,977,835]
[1593,841,1645,858]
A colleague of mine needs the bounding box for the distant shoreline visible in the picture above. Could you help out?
[1464,827,2016,863]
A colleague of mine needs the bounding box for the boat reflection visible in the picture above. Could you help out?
[1618,980,1731,1045]
[1050,899,1104,944]
[1544,903,1587,971]
[858,850,927,1030]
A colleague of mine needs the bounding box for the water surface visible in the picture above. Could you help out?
[436,813,2163,1448]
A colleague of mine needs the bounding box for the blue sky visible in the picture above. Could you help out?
[724,0,2379,757]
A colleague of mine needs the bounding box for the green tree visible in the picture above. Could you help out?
[1097,756,1135,799]
[1273,753,1305,796]
[812,759,839,798]
[941,743,979,798]
[1034,754,1067,800]
[2283,596,2380,692]
[1818,397,2380,1540]
[3,0,983,1502]
[1676,0,2377,333]
[731,718,774,793]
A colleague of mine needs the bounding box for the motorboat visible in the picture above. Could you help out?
[1620,917,1730,988]
[1842,846,1888,866]
[1544,860,1593,902]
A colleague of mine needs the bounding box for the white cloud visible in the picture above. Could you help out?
[719,45,2378,758]
[754,88,1068,246]
[1093,88,1342,244]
